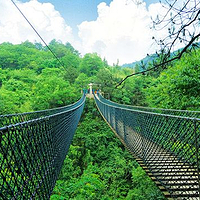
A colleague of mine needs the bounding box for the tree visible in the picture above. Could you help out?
[21,41,36,49]
[61,52,81,69]
[65,42,80,56]
[74,73,90,89]
[31,68,80,110]
[34,42,44,50]
[112,76,149,106]
[79,53,104,77]
[146,49,200,110]
[152,0,200,56]
[95,68,116,95]
[64,66,79,84]
[116,0,200,86]
[48,39,68,58]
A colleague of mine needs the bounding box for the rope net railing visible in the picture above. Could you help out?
[0,94,85,127]
[98,93,200,118]
[0,94,86,199]
[95,93,200,199]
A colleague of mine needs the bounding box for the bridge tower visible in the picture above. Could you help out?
[87,83,94,98]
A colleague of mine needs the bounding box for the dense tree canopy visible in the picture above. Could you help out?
[146,49,200,110]
[0,41,105,114]
[79,53,104,77]
[1,39,200,112]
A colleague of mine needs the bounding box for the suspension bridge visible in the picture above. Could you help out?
[95,93,200,199]
[0,92,200,199]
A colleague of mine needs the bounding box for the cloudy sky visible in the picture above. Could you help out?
[1,0,172,64]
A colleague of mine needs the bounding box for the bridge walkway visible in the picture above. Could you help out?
[94,93,200,199]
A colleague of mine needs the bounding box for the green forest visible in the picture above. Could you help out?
[1,40,200,199]
[1,40,200,115]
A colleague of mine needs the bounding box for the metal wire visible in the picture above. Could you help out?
[10,0,65,68]
[95,93,200,199]
[0,94,86,199]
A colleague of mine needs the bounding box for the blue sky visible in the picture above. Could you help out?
[19,0,159,35]
[20,1,112,28]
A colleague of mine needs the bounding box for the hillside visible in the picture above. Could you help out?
[122,54,157,69]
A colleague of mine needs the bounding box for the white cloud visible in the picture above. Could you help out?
[0,0,74,44]
[77,0,200,65]
[78,0,159,65]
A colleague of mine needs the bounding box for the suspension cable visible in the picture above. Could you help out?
[10,0,65,68]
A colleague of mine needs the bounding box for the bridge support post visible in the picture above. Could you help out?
[87,83,94,98]
[89,83,93,95]
[194,119,200,198]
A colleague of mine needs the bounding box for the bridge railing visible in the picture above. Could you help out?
[98,93,200,118]
[95,93,200,199]
[0,94,86,199]
[0,95,84,127]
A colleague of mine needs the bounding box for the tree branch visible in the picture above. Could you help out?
[116,33,200,88]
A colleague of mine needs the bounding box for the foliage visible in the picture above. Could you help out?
[95,68,117,95]
[0,41,82,114]
[31,68,78,110]
[0,40,149,114]
[79,53,104,77]
[74,73,90,89]
[0,40,117,114]
[146,49,200,110]
[111,75,149,106]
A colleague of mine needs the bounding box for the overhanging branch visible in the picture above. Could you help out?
[116,33,200,88]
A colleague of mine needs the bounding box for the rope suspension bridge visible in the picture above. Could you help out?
[95,93,200,199]
[0,91,200,199]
